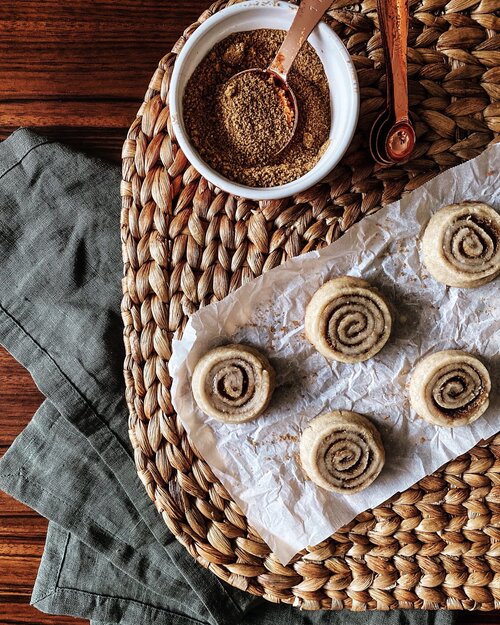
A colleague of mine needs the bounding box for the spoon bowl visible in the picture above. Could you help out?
[385,119,415,162]
[224,68,299,156]
[370,109,416,164]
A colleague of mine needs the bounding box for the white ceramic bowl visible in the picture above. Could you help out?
[169,0,359,201]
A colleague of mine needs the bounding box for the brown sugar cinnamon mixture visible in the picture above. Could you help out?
[183,29,331,187]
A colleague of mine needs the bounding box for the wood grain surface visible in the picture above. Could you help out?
[0,1,497,625]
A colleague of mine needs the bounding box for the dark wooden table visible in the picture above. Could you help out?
[0,2,498,624]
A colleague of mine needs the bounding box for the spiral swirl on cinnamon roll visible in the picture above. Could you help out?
[305,277,392,363]
[422,201,500,288]
[409,350,491,427]
[191,344,276,423]
[300,411,385,494]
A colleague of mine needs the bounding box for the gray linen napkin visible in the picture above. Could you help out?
[0,129,455,625]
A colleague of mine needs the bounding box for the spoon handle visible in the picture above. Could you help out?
[268,0,333,81]
[377,0,409,123]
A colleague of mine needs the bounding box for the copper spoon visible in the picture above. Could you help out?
[225,0,333,155]
[369,0,416,165]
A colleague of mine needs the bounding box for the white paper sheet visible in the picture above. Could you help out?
[170,145,500,564]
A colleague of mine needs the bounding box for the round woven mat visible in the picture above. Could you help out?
[120,0,500,611]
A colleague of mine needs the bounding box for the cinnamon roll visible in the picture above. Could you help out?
[300,410,385,494]
[409,350,491,427]
[305,276,392,363]
[192,344,276,423]
[422,201,500,288]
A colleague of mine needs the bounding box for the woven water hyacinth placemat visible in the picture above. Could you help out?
[120,0,500,611]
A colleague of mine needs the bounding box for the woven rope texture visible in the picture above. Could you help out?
[121,0,500,611]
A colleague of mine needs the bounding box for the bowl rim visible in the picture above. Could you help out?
[169,0,360,201]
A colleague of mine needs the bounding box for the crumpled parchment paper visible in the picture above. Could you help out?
[170,145,500,565]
